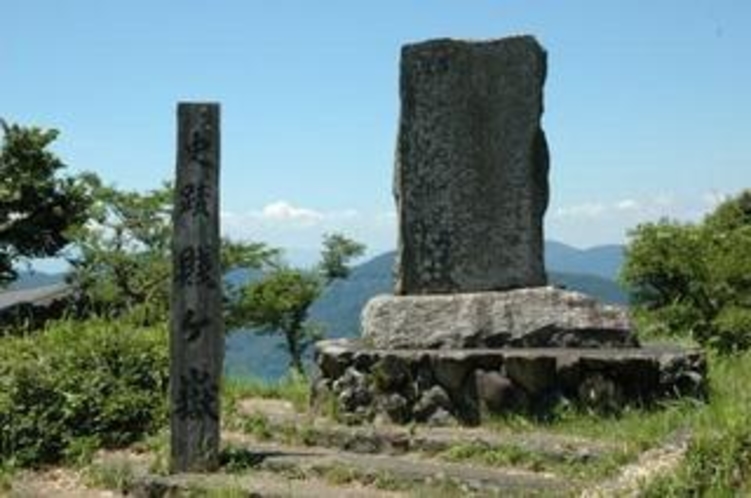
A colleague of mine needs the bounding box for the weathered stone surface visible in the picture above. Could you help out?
[372,355,411,392]
[334,367,372,414]
[505,356,557,395]
[432,356,473,393]
[577,373,623,413]
[475,370,524,413]
[378,393,411,424]
[317,340,353,379]
[362,286,635,349]
[413,385,453,422]
[394,35,549,294]
[313,339,706,425]
[658,349,708,398]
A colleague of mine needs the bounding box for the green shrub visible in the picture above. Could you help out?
[622,190,751,354]
[704,306,751,355]
[0,318,168,467]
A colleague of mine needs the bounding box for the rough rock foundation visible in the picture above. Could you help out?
[312,340,706,425]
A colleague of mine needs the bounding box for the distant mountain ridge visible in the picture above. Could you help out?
[545,241,625,280]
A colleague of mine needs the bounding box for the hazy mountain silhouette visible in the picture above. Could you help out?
[544,241,625,280]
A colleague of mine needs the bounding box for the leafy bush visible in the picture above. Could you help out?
[703,306,751,355]
[622,190,751,354]
[0,318,168,467]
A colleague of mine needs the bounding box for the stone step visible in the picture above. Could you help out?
[92,449,402,498]
[237,398,619,462]
[131,469,403,498]
[223,432,574,495]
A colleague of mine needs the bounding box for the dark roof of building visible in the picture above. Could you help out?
[0,283,73,311]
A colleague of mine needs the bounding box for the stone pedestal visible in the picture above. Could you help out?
[362,287,636,350]
[312,340,707,426]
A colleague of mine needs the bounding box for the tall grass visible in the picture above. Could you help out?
[223,371,309,412]
[640,351,751,495]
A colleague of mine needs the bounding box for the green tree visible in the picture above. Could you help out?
[0,120,91,285]
[236,268,321,374]
[235,233,365,374]
[319,232,366,283]
[67,180,279,324]
[66,178,172,322]
[621,190,751,353]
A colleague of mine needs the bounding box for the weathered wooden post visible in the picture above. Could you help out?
[170,102,223,472]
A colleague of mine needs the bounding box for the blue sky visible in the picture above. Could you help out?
[3,1,749,262]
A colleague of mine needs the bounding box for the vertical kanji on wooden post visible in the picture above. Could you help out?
[170,103,223,472]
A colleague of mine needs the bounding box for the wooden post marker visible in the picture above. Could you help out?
[170,102,223,472]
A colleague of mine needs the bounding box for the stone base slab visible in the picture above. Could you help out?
[312,339,706,426]
[361,287,636,350]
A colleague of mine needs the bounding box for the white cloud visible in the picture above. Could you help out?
[259,200,324,225]
[219,190,735,258]
[547,191,735,247]
[223,200,366,231]
[219,201,395,261]
[615,199,639,211]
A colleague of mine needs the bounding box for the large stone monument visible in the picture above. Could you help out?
[395,36,548,294]
[312,36,706,425]
[367,36,631,351]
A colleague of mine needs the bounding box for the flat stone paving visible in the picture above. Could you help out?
[132,468,404,498]
[223,433,570,495]
[238,398,619,461]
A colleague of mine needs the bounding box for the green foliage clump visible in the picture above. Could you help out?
[622,190,751,353]
[66,179,174,324]
[66,180,278,326]
[0,318,168,467]
[0,120,92,285]
[319,233,366,283]
[235,268,321,374]
[232,233,364,374]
